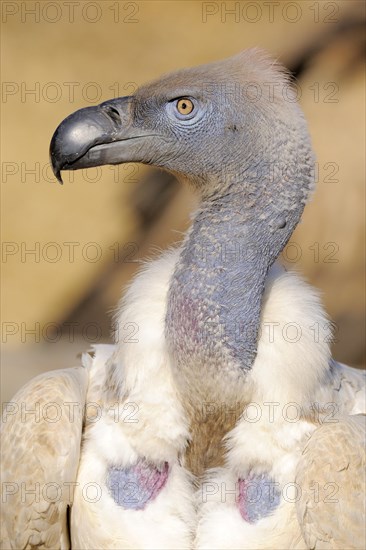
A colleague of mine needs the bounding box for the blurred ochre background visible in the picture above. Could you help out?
[1,0,365,403]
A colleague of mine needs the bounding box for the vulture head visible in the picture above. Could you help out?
[50,49,313,205]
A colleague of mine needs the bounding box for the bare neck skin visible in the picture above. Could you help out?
[166,145,313,475]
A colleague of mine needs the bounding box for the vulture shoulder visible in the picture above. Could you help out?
[296,413,366,550]
[1,365,88,549]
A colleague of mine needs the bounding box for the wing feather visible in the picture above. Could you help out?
[1,366,88,549]
[296,414,366,550]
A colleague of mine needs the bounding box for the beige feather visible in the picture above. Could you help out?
[296,414,366,550]
[1,367,88,549]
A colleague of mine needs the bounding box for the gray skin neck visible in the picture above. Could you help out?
[166,175,308,404]
[166,108,314,404]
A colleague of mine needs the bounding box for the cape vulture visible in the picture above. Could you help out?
[1,49,365,550]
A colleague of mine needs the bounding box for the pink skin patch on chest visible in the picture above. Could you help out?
[238,474,281,523]
[107,460,169,510]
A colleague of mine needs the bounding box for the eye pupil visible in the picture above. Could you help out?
[177,98,194,115]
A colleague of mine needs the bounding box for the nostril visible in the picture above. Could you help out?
[103,105,121,125]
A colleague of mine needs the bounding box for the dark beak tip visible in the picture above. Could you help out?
[56,171,64,185]
[49,148,64,184]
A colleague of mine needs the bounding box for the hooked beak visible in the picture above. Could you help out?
[50,96,157,184]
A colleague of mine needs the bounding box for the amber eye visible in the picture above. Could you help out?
[176,98,194,116]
